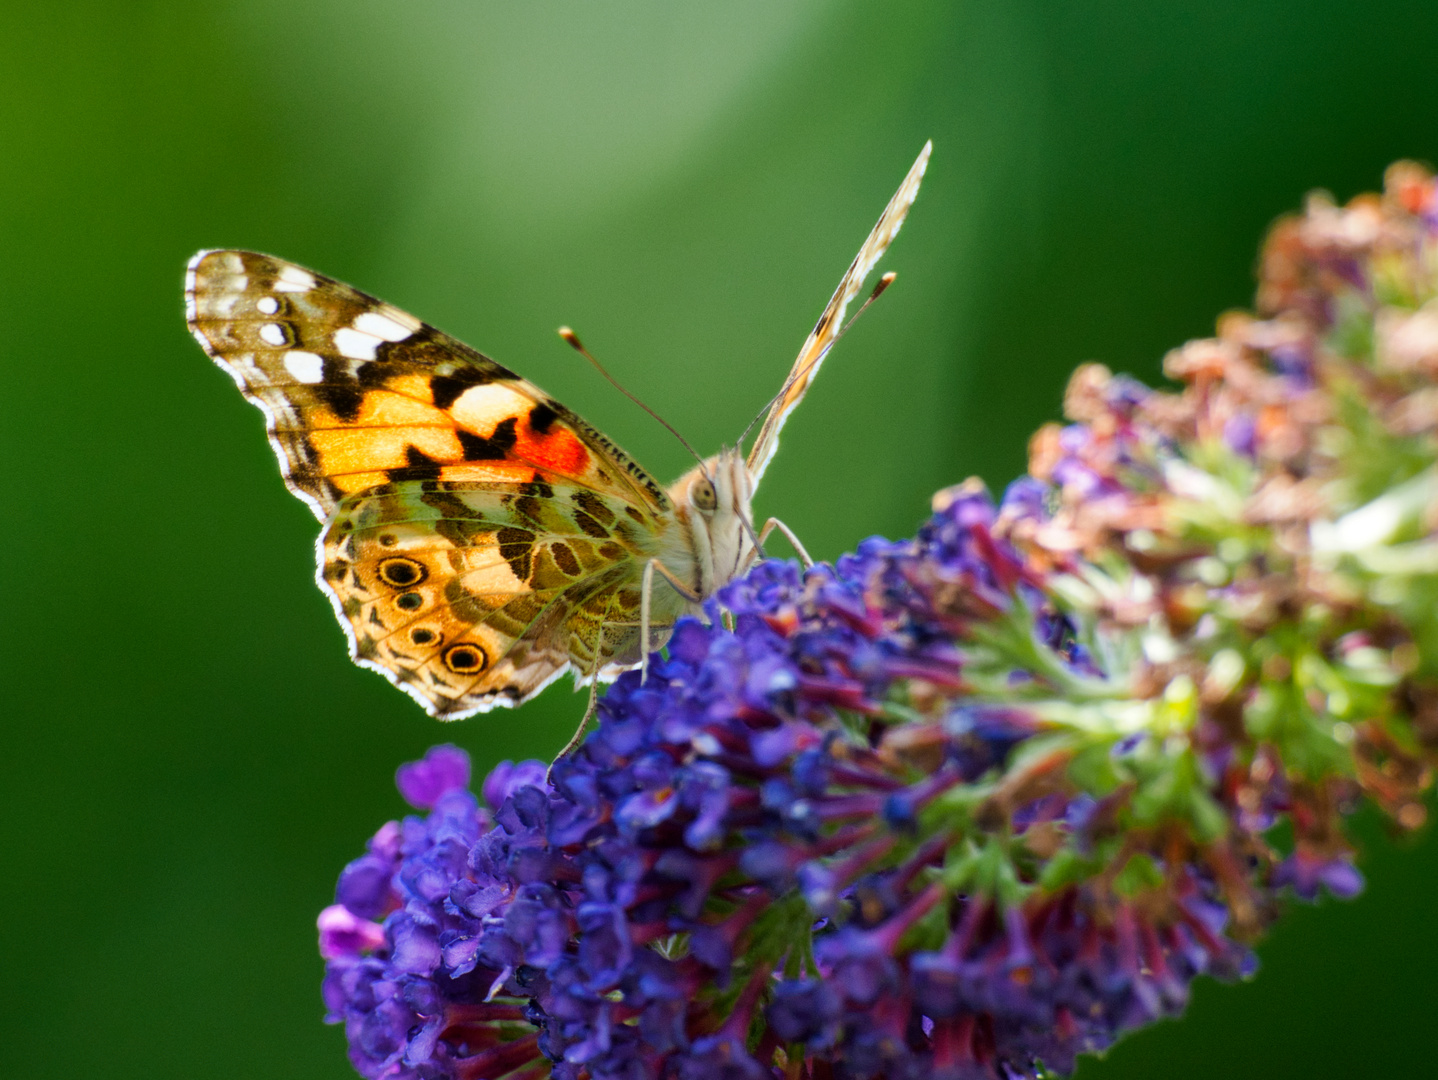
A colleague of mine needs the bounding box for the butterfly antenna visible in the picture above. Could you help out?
[736,271,898,451]
[558,327,709,472]
[559,329,771,563]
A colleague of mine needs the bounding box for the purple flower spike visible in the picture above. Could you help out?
[320,161,1438,1079]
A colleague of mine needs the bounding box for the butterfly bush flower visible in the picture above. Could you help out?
[321,162,1438,1079]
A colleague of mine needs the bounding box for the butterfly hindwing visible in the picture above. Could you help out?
[321,479,663,716]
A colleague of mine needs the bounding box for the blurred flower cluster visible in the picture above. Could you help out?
[319,162,1438,1079]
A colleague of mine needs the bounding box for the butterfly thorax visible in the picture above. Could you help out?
[660,448,758,602]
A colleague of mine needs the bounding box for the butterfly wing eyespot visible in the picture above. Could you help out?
[377,556,427,588]
[443,643,489,674]
[317,478,694,718]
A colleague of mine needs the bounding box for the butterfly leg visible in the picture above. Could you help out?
[754,517,814,569]
[550,634,608,776]
[641,557,702,684]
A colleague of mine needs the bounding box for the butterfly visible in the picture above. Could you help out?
[186,141,930,720]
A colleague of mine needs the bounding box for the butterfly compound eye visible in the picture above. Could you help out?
[692,479,718,513]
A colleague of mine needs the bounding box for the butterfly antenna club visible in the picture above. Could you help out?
[842,271,897,336]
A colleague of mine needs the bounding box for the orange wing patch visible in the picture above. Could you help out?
[304,375,595,494]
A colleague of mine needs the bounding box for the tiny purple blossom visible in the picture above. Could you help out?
[1273,849,1365,901]
[482,758,549,809]
[318,904,386,960]
[395,744,471,809]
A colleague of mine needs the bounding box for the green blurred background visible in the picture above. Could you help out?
[6,2,1438,1077]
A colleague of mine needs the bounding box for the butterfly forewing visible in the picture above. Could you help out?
[186,249,678,717]
[185,250,671,521]
[746,141,931,483]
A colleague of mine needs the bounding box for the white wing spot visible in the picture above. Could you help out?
[274,265,316,293]
[333,326,381,360]
[256,296,279,315]
[229,352,263,380]
[284,350,326,384]
[452,382,535,434]
[259,322,288,346]
[353,311,414,342]
[378,304,423,333]
[209,291,243,317]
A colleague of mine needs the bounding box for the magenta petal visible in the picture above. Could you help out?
[317,904,386,960]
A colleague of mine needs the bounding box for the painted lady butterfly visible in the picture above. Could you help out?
[186,142,929,719]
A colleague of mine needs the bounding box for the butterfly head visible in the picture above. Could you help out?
[666,447,758,597]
